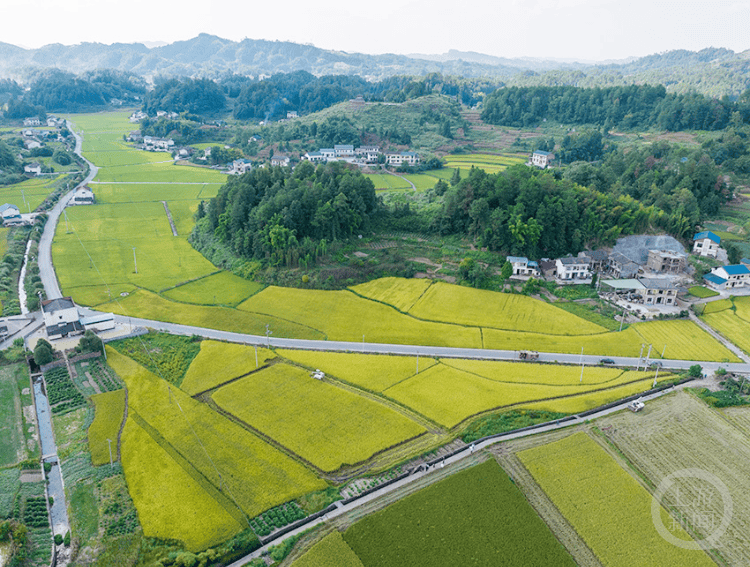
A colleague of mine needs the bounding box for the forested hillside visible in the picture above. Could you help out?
[192,161,378,269]
[481,85,750,131]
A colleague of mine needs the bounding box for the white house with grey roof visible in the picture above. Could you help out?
[556,256,591,282]
[506,256,540,277]
[42,297,83,339]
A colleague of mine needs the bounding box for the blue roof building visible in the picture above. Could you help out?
[693,231,721,258]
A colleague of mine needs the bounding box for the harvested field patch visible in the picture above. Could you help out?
[518,432,715,567]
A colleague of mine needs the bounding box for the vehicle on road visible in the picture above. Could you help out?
[600,358,616,365]
[628,400,645,412]
[519,350,539,360]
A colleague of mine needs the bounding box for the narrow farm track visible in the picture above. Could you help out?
[161,201,178,236]
[495,452,604,567]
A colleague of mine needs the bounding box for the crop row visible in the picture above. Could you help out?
[44,367,86,414]
[23,497,50,528]
[0,468,20,518]
[250,502,306,537]
[104,509,137,537]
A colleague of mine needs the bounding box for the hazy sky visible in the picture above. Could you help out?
[4,0,749,61]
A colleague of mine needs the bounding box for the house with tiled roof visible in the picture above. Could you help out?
[704,264,750,290]
[693,231,721,258]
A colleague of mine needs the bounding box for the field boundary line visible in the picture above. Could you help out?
[206,388,433,481]
[128,409,248,526]
[591,422,731,566]
[190,362,276,399]
[495,451,604,567]
[441,375,660,432]
[116,386,128,461]
[158,271,224,294]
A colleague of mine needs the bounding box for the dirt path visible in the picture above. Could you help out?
[384,169,416,191]
[161,201,178,236]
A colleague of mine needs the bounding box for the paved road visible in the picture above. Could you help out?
[38,123,98,301]
[227,384,678,566]
[82,309,750,375]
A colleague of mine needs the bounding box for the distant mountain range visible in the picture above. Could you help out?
[1,35,749,97]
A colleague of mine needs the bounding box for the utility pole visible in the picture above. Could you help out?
[653,366,659,388]
[619,309,625,332]
[64,209,69,233]
[254,345,258,368]
[107,438,113,469]
[636,344,645,371]
[662,344,667,358]
[579,347,584,382]
[132,247,138,274]
[645,344,653,368]
[265,324,271,348]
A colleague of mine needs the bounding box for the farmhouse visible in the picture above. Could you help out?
[531,150,554,168]
[555,256,591,282]
[692,231,721,258]
[129,111,148,122]
[704,264,750,290]
[578,250,609,272]
[24,163,42,176]
[23,117,41,127]
[303,151,325,163]
[42,297,84,340]
[639,278,679,305]
[71,187,95,205]
[387,151,420,166]
[320,148,336,160]
[271,155,290,167]
[287,111,298,119]
[143,136,174,151]
[539,260,557,279]
[646,249,686,274]
[507,256,540,277]
[24,140,42,150]
[0,204,21,223]
[334,145,355,157]
[609,252,640,279]
[231,159,253,174]
[127,131,143,142]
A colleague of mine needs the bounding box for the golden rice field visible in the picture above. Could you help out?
[109,348,326,520]
[277,349,435,392]
[443,153,526,174]
[518,432,716,567]
[382,362,657,428]
[350,277,432,312]
[291,532,365,567]
[87,389,126,466]
[163,272,264,307]
[212,363,426,471]
[407,280,607,335]
[120,416,244,551]
[702,310,750,355]
[181,341,276,395]
[238,286,481,347]
[702,298,733,314]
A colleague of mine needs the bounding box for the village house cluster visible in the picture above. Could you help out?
[507,229,750,312]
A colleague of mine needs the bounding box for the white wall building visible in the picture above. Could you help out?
[531,150,554,168]
[386,152,420,166]
[42,297,83,339]
[693,231,721,258]
[556,257,591,282]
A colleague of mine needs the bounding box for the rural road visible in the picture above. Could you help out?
[77,309,750,375]
[37,123,98,301]
[227,383,678,566]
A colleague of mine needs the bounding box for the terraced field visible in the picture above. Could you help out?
[212,363,426,471]
[110,347,326,524]
[518,432,716,567]
[181,341,276,395]
[382,362,658,428]
[702,296,750,354]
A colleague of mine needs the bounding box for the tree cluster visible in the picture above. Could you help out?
[143,77,226,115]
[194,161,378,268]
[481,85,742,131]
[433,165,693,259]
